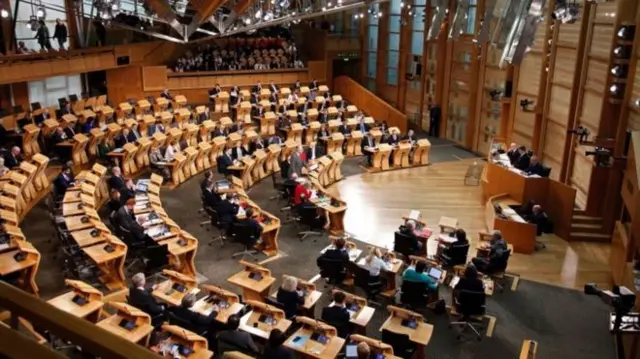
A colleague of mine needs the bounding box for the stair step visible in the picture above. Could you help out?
[570,232,611,242]
[571,214,602,221]
[571,223,603,230]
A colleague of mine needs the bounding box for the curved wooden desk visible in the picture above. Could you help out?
[485,194,537,254]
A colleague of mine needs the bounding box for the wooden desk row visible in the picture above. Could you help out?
[364,139,431,172]
[46,279,213,358]
[0,154,51,222]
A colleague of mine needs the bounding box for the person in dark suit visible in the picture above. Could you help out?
[505,143,519,164]
[249,136,265,154]
[471,231,509,273]
[169,293,217,332]
[263,329,295,359]
[268,134,283,146]
[212,124,226,138]
[63,122,76,139]
[239,208,263,239]
[4,146,22,169]
[115,199,148,243]
[356,115,370,134]
[429,105,441,137]
[252,104,265,119]
[209,84,222,106]
[337,122,350,136]
[309,79,319,92]
[229,119,244,134]
[318,109,329,123]
[402,129,417,142]
[128,273,165,326]
[231,142,245,161]
[525,156,544,176]
[452,264,485,311]
[53,165,75,197]
[108,189,122,214]
[268,80,279,95]
[108,166,126,191]
[386,131,400,145]
[203,180,222,209]
[160,89,174,101]
[119,178,136,205]
[252,81,263,96]
[201,171,213,193]
[306,141,324,162]
[217,148,235,176]
[60,101,72,115]
[398,220,422,254]
[361,133,376,167]
[515,146,530,170]
[293,80,301,91]
[215,193,239,228]
[524,205,548,236]
[216,314,259,356]
[276,275,305,319]
[316,237,349,283]
[321,291,351,338]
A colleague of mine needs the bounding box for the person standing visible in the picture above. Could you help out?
[35,20,52,51]
[53,19,67,50]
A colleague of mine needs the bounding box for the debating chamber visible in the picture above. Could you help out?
[1,0,640,357]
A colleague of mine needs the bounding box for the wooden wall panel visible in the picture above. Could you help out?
[571,152,594,209]
[553,48,578,88]
[557,20,583,46]
[542,120,568,181]
[629,110,640,132]
[580,91,604,133]
[593,2,618,24]
[630,60,640,108]
[142,66,168,92]
[548,86,572,125]
[589,25,614,60]
[106,66,144,105]
[512,132,531,148]
[584,59,609,92]
[517,55,543,96]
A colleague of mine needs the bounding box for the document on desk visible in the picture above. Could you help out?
[502,208,516,215]
[511,216,526,223]
[288,334,309,348]
[146,225,167,238]
[438,234,457,244]
[409,210,421,221]
[237,206,246,217]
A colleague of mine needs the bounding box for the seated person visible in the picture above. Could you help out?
[306,141,324,162]
[149,146,170,179]
[471,231,509,273]
[297,195,327,229]
[514,146,530,170]
[115,198,152,244]
[4,146,22,169]
[506,142,519,164]
[169,293,217,333]
[401,260,438,291]
[524,204,548,236]
[108,189,122,214]
[439,228,469,266]
[216,314,259,356]
[317,237,349,281]
[164,141,181,162]
[203,180,222,209]
[119,178,136,205]
[321,291,351,338]
[452,264,485,311]
[217,148,242,177]
[238,208,263,238]
[201,171,213,193]
[263,329,295,359]
[398,220,423,254]
[276,275,305,319]
[128,273,165,326]
[525,155,544,176]
[215,192,240,229]
[231,141,245,161]
[293,180,312,206]
[53,165,75,198]
[361,132,376,167]
[360,247,393,281]
[108,166,126,191]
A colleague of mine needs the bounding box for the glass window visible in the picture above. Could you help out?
[389,33,400,51]
[466,7,477,34]
[411,31,424,55]
[387,68,398,85]
[390,0,402,15]
[413,11,425,29]
[368,25,379,50]
[29,75,82,108]
[415,0,427,6]
[367,53,378,78]
[11,0,67,51]
[388,51,399,68]
[366,79,377,92]
[389,15,401,33]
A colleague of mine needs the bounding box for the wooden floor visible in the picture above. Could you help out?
[325,159,612,290]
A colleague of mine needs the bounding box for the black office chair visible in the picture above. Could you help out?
[229,221,260,260]
[439,243,470,269]
[449,289,486,341]
[264,296,287,313]
[297,204,323,242]
[381,329,416,359]
[394,231,418,261]
[204,206,225,247]
[317,256,347,288]
[167,311,205,335]
[400,280,429,310]
[118,225,146,271]
[216,336,258,358]
[541,166,551,178]
[486,249,511,293]
[349,262,383,301]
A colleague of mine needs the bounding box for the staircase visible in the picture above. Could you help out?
[569,210,612,242]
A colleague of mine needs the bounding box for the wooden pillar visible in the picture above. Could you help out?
[418,5,434,126]
[0,0,14,53]
[64,0,81,49]
[438,0,455,138]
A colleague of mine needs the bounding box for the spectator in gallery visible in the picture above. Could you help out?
[35,20,53,51]
[53,19,68,50]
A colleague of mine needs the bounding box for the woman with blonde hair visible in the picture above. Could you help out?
[276,275,304,319]
[361,247,393,278]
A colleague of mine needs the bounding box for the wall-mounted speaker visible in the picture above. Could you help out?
[116,56,130,66]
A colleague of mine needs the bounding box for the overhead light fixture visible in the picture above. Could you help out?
[27,15,39,31]
[616,25,635,41]
[634,98,640,108]
[609,84,625,98]
[610,65,627,77]
[0,9,8,18]
[613,45,631,59]
[36,7,46,19]
[244,17,251,24]
[255,9,262,19]
[552,0,580,24]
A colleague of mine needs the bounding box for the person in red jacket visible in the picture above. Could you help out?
[293,181,312,206]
